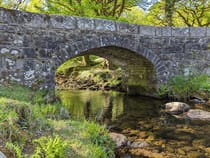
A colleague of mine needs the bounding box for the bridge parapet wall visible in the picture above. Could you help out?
[0,7,209,37]
[0,7,209,91]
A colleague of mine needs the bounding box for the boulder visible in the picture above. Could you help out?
[186,109,210,120]
[0,151,7,158]
[109,132,128,148]
[163,102,190,115]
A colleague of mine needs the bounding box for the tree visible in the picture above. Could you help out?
[0,0,27,10]
[145,0,210,27]
[174,0,210,26]
[119,6,147,24]
[25,0,45,13]
[82,55,90,67]
[38,0,141,19]
[145,1,167,26]
[165,0,177,26]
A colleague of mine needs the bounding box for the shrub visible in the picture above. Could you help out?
[31,135,68,158]
[158,74,210,100]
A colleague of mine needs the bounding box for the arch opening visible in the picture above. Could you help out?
[55,46,157,96]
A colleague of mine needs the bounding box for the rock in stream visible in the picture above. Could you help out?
[163,102,190,115]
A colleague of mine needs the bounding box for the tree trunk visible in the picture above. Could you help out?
[82,55,90,66]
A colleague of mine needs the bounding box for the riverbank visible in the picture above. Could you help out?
[0,84,115,158]
[55,55,123,92]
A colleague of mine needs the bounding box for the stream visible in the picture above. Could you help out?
[56,89,210,158]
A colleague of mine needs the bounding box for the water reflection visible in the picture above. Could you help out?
[56,90,210,157]
[56,90,125,125]
[56,90,163,129]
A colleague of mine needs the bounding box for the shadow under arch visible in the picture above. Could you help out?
[55,45,165,96]
[54,35,169,84]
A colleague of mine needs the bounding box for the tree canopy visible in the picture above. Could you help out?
[145,0,210,26]
[0,0,209,26]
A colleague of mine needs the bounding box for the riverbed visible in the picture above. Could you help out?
[56,90,210,158]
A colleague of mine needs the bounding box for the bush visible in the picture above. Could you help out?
[158,74,210,100]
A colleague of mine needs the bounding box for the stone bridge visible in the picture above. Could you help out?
[0,7,210,95]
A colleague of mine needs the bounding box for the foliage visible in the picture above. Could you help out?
[6,135,69,158]
[174,0,210,27]
[199,76,210,93]
[31,135,68,158]
[32,89,49,104]
[37,0,140,19]
[56,56,84,75]
[119,6,147,24]
[82,121,115,158]
[0,84,32,102]
[157,84,169,96]
[6,142,25,158]
[51,120,115,158]
[1,0,209,27]
[0,84,115,158]
[0,98,49,144]
[145,0,210,26]
[0,0,26,10]
[158,74,210,100]
[56,55,123,90]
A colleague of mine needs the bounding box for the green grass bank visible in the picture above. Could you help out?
[0,84,115,158]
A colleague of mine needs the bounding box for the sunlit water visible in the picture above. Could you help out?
[56,90,210,158]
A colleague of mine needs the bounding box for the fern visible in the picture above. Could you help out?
[31,135,68,158]
[6,142,25,158]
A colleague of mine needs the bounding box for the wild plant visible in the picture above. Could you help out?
[31,135,68,158]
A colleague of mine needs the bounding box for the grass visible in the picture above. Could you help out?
[0,84,115,158]
[157,74,210,101]
[0,84,32,102]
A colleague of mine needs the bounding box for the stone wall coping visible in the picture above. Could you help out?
[0,7,209,37]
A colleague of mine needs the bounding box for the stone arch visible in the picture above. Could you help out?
[54,36,169,85]
[54,38,169,96]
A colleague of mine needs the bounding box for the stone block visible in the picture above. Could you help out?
[0,24,8,31]
[50,15,76,30]
[162,27,171,36]
[77,17,95,30]
[23,48,36,58]
[207,27,210,36]
[26,13,49,28]
[0,8,4,22]
[24,60,35,71]
[116,22,139,34]
[16,59,24,69]
[140,25,156,36]
[190,27,206,37]
[155,27,162,36]
[0,8,17,23]
[95,19,116,32]
[0,48,9,54]
[172,27,189,37]
[100,34,116,46]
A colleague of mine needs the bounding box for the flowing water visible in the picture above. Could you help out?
[56,90,210,158]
